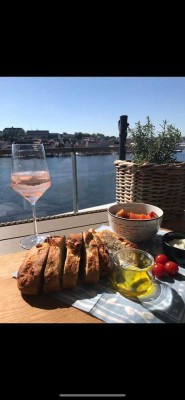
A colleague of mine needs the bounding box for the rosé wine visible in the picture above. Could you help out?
[11,171,51,204]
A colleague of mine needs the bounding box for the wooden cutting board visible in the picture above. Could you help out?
[0,252,25,278]
[0,252,102,323]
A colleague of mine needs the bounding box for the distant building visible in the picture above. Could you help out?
[62,133,75,138]
[26,130,50,139]
[3,127,24,135]
[85,138,99,148]
[49,132,60,139]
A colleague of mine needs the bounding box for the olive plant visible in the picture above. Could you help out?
[128,116,182,164]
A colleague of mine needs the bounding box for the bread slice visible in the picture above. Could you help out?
[94,229,137,255]
[90,229,111,278]
[44,236,66,294]
[17,242,50,295]
[62,233,82,289]
[82,231,100,284]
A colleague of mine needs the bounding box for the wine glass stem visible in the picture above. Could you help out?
[31,203,38,236]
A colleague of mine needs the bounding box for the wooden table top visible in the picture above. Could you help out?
[0,209,184,323]
[0,251,103,323]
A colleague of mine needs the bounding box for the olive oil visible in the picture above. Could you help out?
[111,265,154,298]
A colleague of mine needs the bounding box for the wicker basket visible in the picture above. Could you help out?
[114,160,185,221]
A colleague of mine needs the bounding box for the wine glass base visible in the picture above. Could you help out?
[20,234,49,250]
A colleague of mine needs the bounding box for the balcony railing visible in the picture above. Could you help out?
[0,146,119,225]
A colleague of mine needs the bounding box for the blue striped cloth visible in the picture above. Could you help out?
[54,227,185,323]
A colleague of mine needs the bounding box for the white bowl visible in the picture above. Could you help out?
[107,202,163,243]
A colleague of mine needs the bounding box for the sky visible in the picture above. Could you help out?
[0,77,185,137]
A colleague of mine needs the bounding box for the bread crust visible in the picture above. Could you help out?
[82,231,100,284]
[17,242,50,295]
[94,229,137,254]
[90,229,111,278]
[62,233,82,289]
[44,236,66,293]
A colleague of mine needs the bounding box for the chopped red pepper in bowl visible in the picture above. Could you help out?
[115,209,157,220]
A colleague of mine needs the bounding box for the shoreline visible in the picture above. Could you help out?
[0,147,134,158]
[0,152,119,158]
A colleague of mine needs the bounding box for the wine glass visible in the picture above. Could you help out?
[11,143,51,249]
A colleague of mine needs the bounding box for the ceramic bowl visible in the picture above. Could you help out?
[107,202,163,243]
[162,231,185,266]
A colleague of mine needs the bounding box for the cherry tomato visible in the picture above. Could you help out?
[152,263,166,278]
[155,254,168,265]
[164,261,179,276]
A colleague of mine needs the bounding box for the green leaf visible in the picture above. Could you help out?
[128,117,182,164]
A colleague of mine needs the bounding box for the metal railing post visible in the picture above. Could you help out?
[118,115,129,160]
[71,151,79,214]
